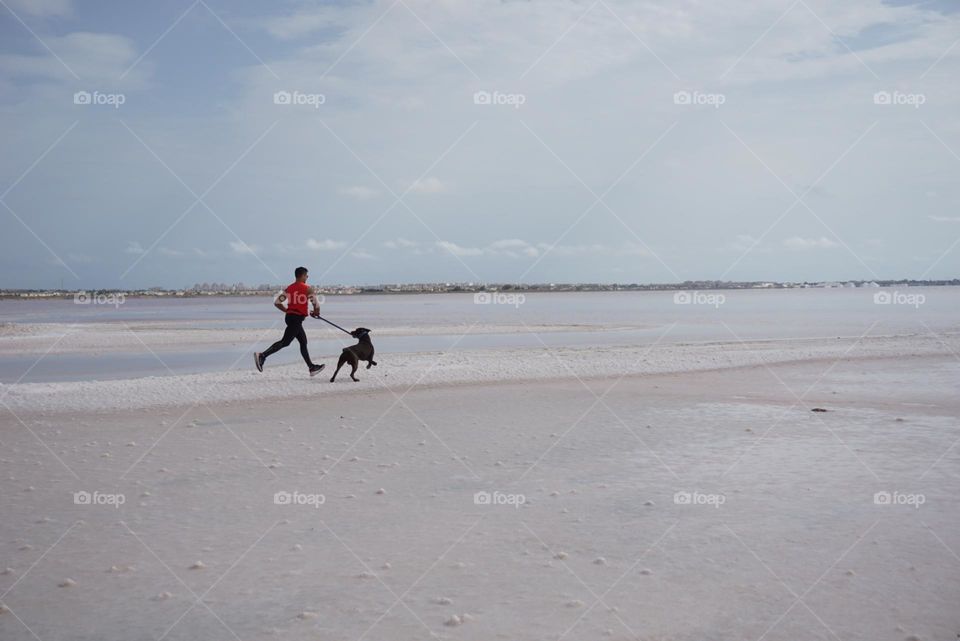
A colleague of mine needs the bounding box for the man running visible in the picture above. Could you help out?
[255,266,325,376]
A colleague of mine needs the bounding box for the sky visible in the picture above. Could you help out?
[0,0,958,289]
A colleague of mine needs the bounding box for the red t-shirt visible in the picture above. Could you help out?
[285,282,311,316]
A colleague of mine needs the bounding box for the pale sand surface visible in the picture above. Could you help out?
[1,354,958,641]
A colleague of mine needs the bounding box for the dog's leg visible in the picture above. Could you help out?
[349,358,359,382]
[330,354,346,382]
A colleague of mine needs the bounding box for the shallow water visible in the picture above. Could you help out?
[2,288,957,383]
[3,288,957,329]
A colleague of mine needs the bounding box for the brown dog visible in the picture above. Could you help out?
[330,328,377,382]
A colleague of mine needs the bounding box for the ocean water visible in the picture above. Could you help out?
[1,288,957,383]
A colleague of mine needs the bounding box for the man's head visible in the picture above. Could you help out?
[294,266,309,282]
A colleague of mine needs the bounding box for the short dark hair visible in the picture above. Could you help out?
[294,266,308,278]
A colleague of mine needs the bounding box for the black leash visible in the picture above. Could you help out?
[313,314,352,335]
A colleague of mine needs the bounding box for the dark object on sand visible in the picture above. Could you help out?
[331,328,377,382]
[811,407,828,412]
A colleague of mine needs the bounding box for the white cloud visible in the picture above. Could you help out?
[230,241,260,255]
[489,238,530,250]
[340,186,380,200]
[124,241,144,255]
[429,239,649,259]
[782,236,839,250]
[306,238,347,251]
[408,176,446,194]
[535,242,649,257]
[350,250,378,260]
[489,239,540,257]
[158,247,183,257]
[436,240,483,256]
[929,215,960,223]
[383,237,419,249]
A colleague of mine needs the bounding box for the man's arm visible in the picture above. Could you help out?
[274,291,287,313]
[309,287,321,317]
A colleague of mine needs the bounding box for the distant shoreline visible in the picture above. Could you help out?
[1,279,958,300]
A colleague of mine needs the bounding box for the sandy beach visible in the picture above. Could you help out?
[2,303,959,640]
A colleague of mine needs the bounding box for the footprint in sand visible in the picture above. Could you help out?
[108,565,135,573]
[444,613,472,626]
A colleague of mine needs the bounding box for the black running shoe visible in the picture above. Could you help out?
[309,364,325,377]
[254,352,264,372]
